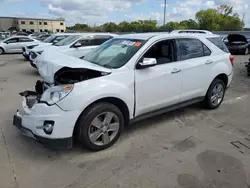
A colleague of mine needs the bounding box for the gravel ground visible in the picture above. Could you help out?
[0,54,250,188]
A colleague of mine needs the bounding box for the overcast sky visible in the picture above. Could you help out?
[0,0,249,27]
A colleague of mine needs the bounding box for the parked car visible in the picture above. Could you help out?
[37,34,51,41]
[170,30,213,34]
[0,36,40,55]
[14,31,28,36]
[13,33,233,151]
[29,33,117,68]
[223,34,250,55]
[22,33,72,60]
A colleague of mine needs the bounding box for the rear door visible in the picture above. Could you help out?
[19,37,36,48]
[176,38,213,102]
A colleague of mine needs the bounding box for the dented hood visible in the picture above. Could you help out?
[37,48,112,84]
[228,34,248,43]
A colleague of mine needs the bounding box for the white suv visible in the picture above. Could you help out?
[13,33,233,151]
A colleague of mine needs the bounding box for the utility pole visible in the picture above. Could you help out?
[163,0,166,26]
[242,13,245,31]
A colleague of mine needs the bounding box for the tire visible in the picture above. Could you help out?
[0,48,4,55]
[204,79,226,110]
[76,102,124,151]
[243,48,249,55]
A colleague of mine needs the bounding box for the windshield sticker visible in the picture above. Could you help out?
[121,40,136,46]
[134,42,142,47]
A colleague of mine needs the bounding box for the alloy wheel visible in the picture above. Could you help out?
[88,112,120,146]
[0,48,3,55]
[210,83,224,106]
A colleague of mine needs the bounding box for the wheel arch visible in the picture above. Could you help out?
[0,46,5,53]
[73,97,130,137]
[206,73,228,96]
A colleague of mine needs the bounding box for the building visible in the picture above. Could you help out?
[0,17,66,33]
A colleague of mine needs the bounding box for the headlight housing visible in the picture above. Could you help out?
[40,85,73,105]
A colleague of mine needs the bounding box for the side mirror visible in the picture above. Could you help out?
[5,41,9,44]
[137,58,157,69]
[74,42,82,48]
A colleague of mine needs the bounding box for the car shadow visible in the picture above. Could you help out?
[19,67,40,77]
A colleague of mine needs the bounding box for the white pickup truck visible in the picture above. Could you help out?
[13,32,233,151]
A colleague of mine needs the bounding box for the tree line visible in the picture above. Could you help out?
[67,5,244,32]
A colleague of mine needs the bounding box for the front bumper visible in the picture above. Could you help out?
[13,91,80,150]
[22,53,30,60]
[13,114,73,149]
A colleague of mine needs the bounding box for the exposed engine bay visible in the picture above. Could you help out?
[54,67,109,85]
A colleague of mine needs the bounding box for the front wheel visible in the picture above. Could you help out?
[204,79,226,109]
[76,102,124,151]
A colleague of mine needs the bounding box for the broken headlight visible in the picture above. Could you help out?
[40,85,73,105]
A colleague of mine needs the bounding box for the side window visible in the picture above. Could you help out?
[5,38,19,43]
[93,35,113,45]
[207,37,229,53]
[143,40,175,65]
[19,38,34,42]
[203,44,211,56]
[177,39,207,60]
[77,39,94,46]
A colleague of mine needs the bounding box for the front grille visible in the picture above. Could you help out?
[22,47,26,52]
[30,52,37,59]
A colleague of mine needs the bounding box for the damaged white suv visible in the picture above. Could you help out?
[13,33,233,151]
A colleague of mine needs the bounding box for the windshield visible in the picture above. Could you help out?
[83,38,146,69]
[43,35,56,43]
[53,35,81,46]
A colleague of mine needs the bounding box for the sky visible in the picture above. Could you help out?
[0,0,249,27]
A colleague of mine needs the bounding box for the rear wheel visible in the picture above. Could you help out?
[76,102,124,151]
[204,79,226,109]
[0,48,4,55]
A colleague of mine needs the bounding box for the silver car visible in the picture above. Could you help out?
[0,36,40,55]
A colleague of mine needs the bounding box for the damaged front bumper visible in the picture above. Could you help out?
[12,87,79,150]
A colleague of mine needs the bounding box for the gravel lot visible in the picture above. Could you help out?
[0,54,250,188]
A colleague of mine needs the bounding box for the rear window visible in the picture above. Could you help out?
[207,37,229,53]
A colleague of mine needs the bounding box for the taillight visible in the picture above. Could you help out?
[229,55,234,66]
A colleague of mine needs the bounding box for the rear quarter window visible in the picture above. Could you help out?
[207,37,229,53]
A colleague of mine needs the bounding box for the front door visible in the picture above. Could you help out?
[4,37,20,53]
[135,39,182,116]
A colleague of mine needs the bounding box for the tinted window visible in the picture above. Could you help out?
[178,39,206,60]
[19,38,34,42]
[93,36,113,45]
[5,38,18,43]
[77,39,94,46]
[207,37,229,53]
[203,44,211,56]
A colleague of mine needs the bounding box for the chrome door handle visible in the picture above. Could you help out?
[205,60,214,65]
[171,68,181,74]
